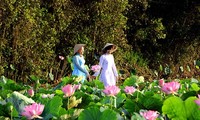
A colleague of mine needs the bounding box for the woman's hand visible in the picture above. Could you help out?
[116,76,119,83]
[91,76,96,79]
[87,75,91,81]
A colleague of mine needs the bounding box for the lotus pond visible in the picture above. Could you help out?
[0,75,200,120]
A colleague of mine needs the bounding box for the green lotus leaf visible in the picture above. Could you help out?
[78,106,117,120]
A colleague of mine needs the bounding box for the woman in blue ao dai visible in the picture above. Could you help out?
[72,44,90,83]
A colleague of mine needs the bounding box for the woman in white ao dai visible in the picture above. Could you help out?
[99,53,118,86]
[93,43,118,87]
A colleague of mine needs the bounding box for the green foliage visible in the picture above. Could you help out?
[184,97,200,119]
[0,77,27,93]
[191,83,200,92]
[0,0,199,81]
[125,0,200,79]
[123,51,148,67]
[162,96,187,119]
[124,98,140,114]
[123,75,137,86]
[0,103,18,117]
[116,93,126,108]
[162,96,200,120]
[0,0,59,81]
[0,90,12,99]
[84,79,104,90]
[135,18,166,43]
[131,112,145,120]
[0,116,10,120]
[0,0,132,82]
[0,75,200,119]
[42,96,65,119]
[93,79,104,89]
[75,91,93,108]
[141,93,163,112]
[78,106,117,120]
[0,91,35,118]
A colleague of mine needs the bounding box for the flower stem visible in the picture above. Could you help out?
[113,97,116,108]
[136,91,139,102]
[67,97,70,110]
[11,111,12,120]
[10,105,13,120]
[110,97,113,109]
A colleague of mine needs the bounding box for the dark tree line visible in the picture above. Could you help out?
[0,0,199,83]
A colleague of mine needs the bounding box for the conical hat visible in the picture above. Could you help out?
[102,43,114,50]
[74,44,85,54]
[102,43,117,53]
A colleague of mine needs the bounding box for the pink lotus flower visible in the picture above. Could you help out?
[194,94,200,106]
[124,86,136,94]
[28,89,34,97]
[62,84,76,97]
[59,56,64,60]
[91,65,101,72]
[103,85,120,96]
[140,110,159,120]
[161,81,180,94]
[21,103,44,120]
[159,79,165,87]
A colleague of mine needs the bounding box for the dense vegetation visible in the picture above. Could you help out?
[0,0,199,83]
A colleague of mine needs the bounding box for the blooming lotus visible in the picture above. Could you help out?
[21,103,44,120]
[62,84,76,97]
[103,85,120,96]
[90,65,101,72]
[140,110,159,120]
[124,86,136,94]
[159,79,165,87]
[161,81,180,94]
[194,94,200,106]
[28,89,34,97]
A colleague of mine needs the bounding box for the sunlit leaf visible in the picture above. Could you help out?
[78,106,117,120]
[162,96,186,119]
